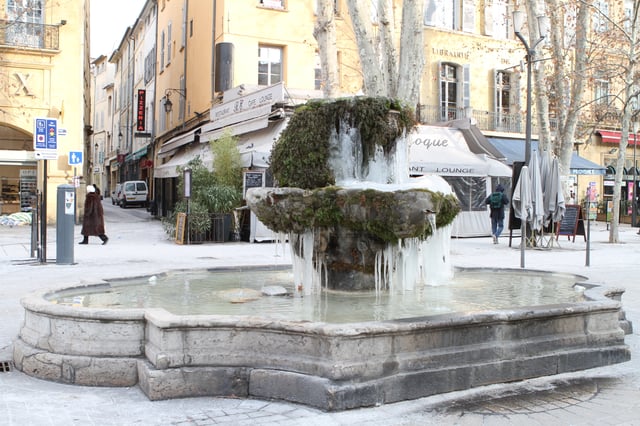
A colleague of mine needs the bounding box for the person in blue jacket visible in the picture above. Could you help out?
[485,184,509,244]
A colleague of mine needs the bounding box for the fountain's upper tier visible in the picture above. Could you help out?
[247,185,458,242]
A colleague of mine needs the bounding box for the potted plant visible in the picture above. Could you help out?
[161,132,243,243]
[202,131,243,241]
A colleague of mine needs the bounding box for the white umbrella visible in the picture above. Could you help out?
[512,165,532,222]
[550,157,566,223]
[540,151,552,224]
[529,153,545,232]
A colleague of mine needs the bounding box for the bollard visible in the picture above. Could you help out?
[56,184,76,264]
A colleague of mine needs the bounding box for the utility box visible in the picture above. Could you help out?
[56,184,75,264]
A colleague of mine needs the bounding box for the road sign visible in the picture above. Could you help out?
[34,118,58,150]
[34,150,58,160]
[34,118,58,160]
[69,151,83,166]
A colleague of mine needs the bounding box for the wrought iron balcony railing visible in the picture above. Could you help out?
[417,104,558,134]
[0,20,59,50]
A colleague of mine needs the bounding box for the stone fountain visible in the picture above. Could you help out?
[13,97,631,411]
[246,97,460,293]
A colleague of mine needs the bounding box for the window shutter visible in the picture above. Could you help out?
[462,64,470,108]
[462,0,475,33]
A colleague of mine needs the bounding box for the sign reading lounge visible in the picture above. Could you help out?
[408,125,489,176]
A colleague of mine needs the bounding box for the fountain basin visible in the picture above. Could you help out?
[13,268,631,411]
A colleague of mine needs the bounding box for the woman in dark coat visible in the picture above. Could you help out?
[79,185,109,245]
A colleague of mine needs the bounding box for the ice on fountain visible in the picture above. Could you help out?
[284,122,457,296]
[330,119,409,186]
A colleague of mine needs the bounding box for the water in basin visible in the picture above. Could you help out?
[49,268,585,323]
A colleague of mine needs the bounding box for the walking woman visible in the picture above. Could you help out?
[79,184,109,245]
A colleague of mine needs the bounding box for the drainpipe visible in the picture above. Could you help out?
[211,0,216,100]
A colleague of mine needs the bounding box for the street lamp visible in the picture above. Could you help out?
[184,167,192,245]
[163,88,186,113]
[513,10,549,165]
[633,121,638,228]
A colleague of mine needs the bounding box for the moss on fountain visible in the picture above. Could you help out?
[248,186,459,244]
[270,97,415,189]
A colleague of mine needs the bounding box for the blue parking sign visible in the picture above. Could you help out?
[69,151,83,166]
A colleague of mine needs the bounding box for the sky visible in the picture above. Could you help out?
[90,0,146,58]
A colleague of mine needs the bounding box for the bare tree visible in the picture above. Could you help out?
[541,0,590,181]
[605,0,640,242]
[313,0,341,98]
[341,0,424,106]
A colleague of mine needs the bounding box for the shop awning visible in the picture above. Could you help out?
[446,119,507,160]
[158,127,203,157]
[487,137,606,175]
[594,129,640,145]
[154,143,212,179]
[238,118,287,168]
[0,150,36,166]
[125,145,148,162]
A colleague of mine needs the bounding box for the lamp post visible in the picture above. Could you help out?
[183,167,192,245]
[633,122,638,228]
[513,10,549,268]
[513,10,549,166]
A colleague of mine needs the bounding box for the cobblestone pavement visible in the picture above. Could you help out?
[1,204,639,425]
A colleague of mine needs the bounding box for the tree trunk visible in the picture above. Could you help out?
[397,0,424,107]
[313,0,341,98]
[346,0,385,95]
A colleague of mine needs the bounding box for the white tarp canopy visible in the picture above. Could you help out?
[408,125,512,237]
[153,143,212,179]
[409,126,490,176]
[238,119,287,168]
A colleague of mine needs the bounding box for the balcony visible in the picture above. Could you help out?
[417,104,558,135]
[0,20,59,51]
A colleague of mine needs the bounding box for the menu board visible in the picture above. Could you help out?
[557,204,586,242]
[243,171,264,198]
[175,212,187,244]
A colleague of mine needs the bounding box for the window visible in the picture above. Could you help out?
[593,0,609,33]
[624,0,633,33]
[440,63,458,121]
[494,70,514,130]
[258,46,283,86]
[6,0,45,48]
[160,31,165,70]
[144,48,156,84]
[484,0,508,39]
[594,75,610,105]
[181,3,187,49]
[425,0,456,29]
[167,22,172,65]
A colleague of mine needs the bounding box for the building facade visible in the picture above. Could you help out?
[0,0,89,222]
[89,0,640,229]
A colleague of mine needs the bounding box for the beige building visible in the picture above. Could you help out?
[0,0,90,223]
[95,1,637,233]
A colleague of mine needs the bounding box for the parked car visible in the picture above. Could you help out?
[119,180,148,208]
[111,184,122,205]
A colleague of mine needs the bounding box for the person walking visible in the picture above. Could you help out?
[486,183,509,244]
[79,184,109,245]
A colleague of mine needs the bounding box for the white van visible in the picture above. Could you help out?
[119,180,148,208]
[111,183,122,205]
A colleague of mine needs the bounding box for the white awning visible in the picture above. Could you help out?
[481,154,512,177]
[157,127,203,157]
[238,119,287,168]
[154,143,212,179]
[409,125,490,177]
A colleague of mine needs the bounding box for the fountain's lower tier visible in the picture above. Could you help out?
[14,271,631,411]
